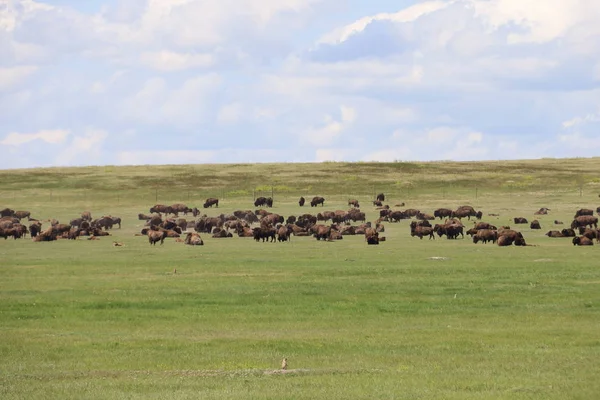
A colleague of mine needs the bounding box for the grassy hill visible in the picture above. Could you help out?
[1,158,600,399]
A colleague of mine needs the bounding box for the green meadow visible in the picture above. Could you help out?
[1,159,599,399]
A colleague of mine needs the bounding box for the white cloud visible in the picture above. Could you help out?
[139,51,215,71]
[302,105,356,146]
[56,128,108,166]
[562,113,600,128]
[217,102,243,124]
[318,1,449,45]
[0,66,38,90]
[0,129,70,146]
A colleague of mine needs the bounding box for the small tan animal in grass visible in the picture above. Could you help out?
[112,241,124,247]
[281,358,287,370]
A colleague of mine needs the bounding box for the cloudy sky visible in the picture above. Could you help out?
[1,0,600,168]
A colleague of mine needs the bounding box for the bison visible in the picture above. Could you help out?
[299,197,305,207]
[254,197,273,208]
[348,199,360,208]
[573,236,594,246]
[545,230,564,238]
[203,198,219,208]
[513,217,528,224]
[434,208,453,220]
[530,220,541,229]
[376,193,385,202]
[310,196,325,207]
[571,216,598,230]
[184,232,204,245]
[574,208,594,218]
[472,229,498,244]
[148,229,167,245]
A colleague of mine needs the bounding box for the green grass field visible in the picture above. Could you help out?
[1,159,600,399]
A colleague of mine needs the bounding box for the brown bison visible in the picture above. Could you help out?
[254,197,273,208]
[571,216,598,229]
[150,204,173,214]
[472,229,498,244]
[373,200,383,207]
[348,199,360,208]
[253,226,276,242]
[81,211,92,221]
[14,210,30,220]
[574,208,594,217]
[554,220,563,225]
[310,196,325,207]
[376,193,385,202]
[530,220,541,229]
[497,229,526,246]
[312,224,331,241]
[434,208,453,220]
[203,198,219,208]
[299,197,305,207]
[451,206,476,220]
[545,230,564,238]
[561,228,576,237]
[0,208,15,217]
[171,203,192,214]
[513,217,528,224]
[573,236,594,246]
[148,229,167,245]
[534,207,550,215]
[184,232,204,245]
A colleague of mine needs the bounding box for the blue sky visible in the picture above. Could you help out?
[1,0,600,168]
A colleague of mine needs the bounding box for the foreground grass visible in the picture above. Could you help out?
[1,159,600,399]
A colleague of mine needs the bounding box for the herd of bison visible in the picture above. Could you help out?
[1,193,600,247]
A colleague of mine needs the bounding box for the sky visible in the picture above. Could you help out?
[1,0,600,169]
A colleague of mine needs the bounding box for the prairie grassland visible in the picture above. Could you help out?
[1,159,600,399]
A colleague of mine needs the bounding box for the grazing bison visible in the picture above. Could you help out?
[203,198,219,208]
[574,208,594,218]
[0,208,15,217]
[150,204,173,214]
[554,220,563,225]
[299,197,305,207]
[171,203,192,214]
[534,207,550,215]
[571,216,598,230]
[411,226,435,240]
[434,208,453,220]
[373,200,383,207]
[14,211,30,220]
[513,217,528,224]
[472,229,498,244]
[253,226,276,242]
[573,236,594,246]
[530,220,541,229]
[254,197,273,208]
[546,230,564,238]
[310,196,325,207]
[348,199,360,208]
[376,193,385,202]
[451,206,476,220]
[81,211,92,221]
